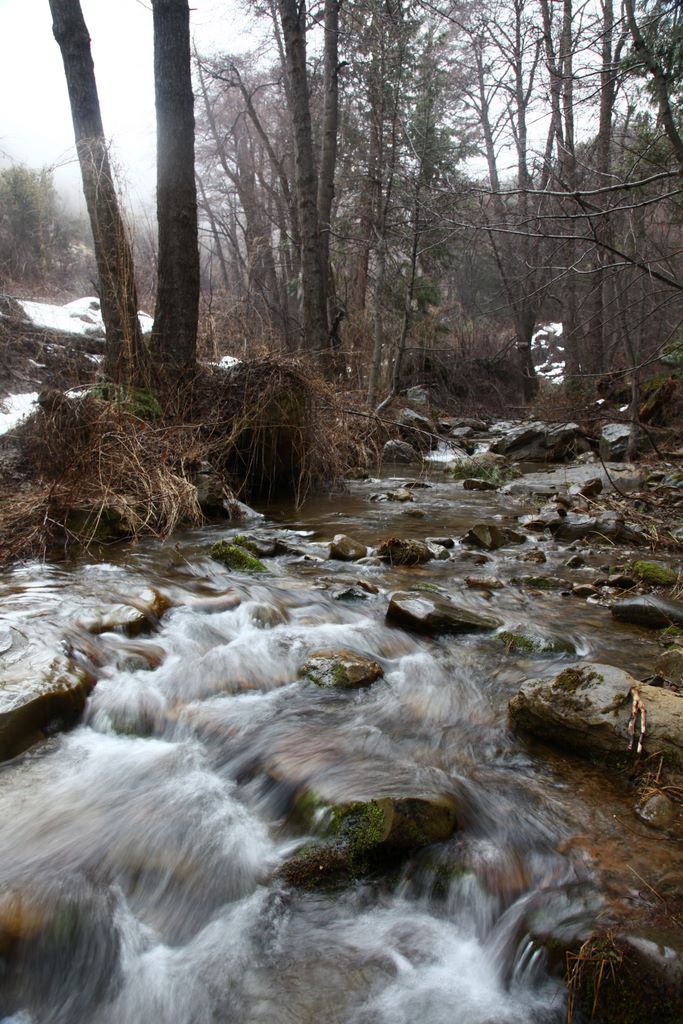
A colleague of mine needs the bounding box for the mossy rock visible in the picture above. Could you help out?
[302,651,384,689]
[510,575,565,591]
[497,629,575,656]
[209,541,267,573]
[631,560,679,587]
[91,383,162,421]
[280,794,459,888]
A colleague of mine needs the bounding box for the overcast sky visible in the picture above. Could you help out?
[0,0,256,208]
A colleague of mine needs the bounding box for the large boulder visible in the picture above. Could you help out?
[398,408,435,452]
[0,633,95,762]
[599,422,635,461]
[612,595,683,629]
[386,592,501,635]
[509,662,683,767]
[382,439,419,464]
[490,421,590,462]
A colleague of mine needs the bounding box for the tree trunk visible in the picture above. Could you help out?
[150,0,200,386]
[317,0,340,353]
[49,0,145,386]
[277,0,329,358]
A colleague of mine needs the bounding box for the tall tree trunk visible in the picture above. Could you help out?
[277,0,329,358]
[49,0,145,386]
[317,0,340,352]
[150,0,199,386]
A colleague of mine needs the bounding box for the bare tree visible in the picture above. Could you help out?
[49,0,146,386]
[150,0,200,386]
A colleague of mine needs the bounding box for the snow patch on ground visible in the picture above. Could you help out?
[217,355,241,369]
[18,297,153,336]
[0,392,38,435]
[532,322,565,383]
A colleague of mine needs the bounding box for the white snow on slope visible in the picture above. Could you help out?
[532,322,564,383]
[0,392,38,435]
[18,297,153,336]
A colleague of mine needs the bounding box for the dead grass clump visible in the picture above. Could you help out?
[0,357,355,563]
[1,389,203,561]
[193,359,349,503]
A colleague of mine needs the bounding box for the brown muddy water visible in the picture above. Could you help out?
[0,467,678,1024]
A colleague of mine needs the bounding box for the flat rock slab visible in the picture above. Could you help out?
[509,662,683,768]
[613,595,683,629]
[0,634,94,762]
[302,651,383,689]
[386,592,501,635]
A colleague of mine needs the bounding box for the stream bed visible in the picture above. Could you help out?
[0,468,679,1023]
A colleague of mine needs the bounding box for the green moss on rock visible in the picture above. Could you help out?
[498,630,575,655]
[631,560,678,587]
[209,541,266,572]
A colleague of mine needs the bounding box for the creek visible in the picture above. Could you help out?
[0,467,674,1024]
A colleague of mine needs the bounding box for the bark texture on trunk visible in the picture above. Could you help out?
[151,0,200,383]
[49,0,145,386]
[277,0,329,357]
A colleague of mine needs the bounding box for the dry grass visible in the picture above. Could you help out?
[0,358,350,563]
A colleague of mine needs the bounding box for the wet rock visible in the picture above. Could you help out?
[79,589,172,636]
[382,439,419,464]
[635,792,679,830]
[376,537,432,565]
[465,576,504,590]
[571,930,683,1024]
[655,647,683,686]
[210,540,267,572]
[384,488,414,502]
[572,583,601,598]
[565,554,586,569]
[280,795,458,888]
[497,629,575,655]
[449,426,474,440]
[231,533,277,557]
[248,604,288,628]
[426,536,454,549]
[520,549,547,564]
[463,478,498,491]
[386,592,501,635]
[631,560,679,587]
[329,534,367,561]
[511,575,565,590]
[490,421,590,462]
[462,523,526,551]
[593,573,637,590]
[0,640,95,762]
[330,585,372,602]
[549,512,647,545]
[398,408,435,451]
[509,662,683,767]
[599,422,633,461]
[574,476,603,498]
[612,595,683,629]
[302,651,384,690]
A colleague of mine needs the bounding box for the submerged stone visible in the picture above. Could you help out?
[386,592,501,635]
[463,523,526,550]
[497,629,575,655]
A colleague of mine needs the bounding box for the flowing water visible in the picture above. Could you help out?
[0,471,671,1023]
